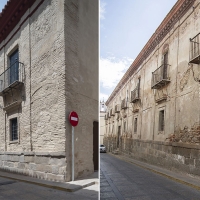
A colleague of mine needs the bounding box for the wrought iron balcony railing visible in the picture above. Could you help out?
[131,85,140,103]
[151,64,170,89]
[121,98,127,109]
[115,104,120,113]
[0,61,24,96]
[110,108,115,116]
[189,33,200,64]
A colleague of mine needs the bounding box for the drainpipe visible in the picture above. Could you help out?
[29,11,33,151]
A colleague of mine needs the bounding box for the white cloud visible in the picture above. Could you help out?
[100,1,106,20]
[100,56,133,89]
[99,92,109,102]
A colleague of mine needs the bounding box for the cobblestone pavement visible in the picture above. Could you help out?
[0,176,98,200]
[100,153,200,200]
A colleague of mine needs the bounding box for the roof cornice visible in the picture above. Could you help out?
[0,0,36,44]
[106,0,195,106]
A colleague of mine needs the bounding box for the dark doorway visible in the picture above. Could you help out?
[93,121,98,171]
[117,126,121,148]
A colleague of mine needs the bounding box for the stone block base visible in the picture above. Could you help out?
[0,151,66,182]
[104,137,200,178]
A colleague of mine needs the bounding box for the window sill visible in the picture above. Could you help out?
[3,100,22,112]
[9,140,19,144]
[155,96,167,103]
[158,131,164,135]
[133,108,139,113]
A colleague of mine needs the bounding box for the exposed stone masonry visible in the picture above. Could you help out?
[166,123,200,144]
[0,151,66,182]
[104,136,200,177]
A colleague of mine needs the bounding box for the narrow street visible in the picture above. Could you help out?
[100,153,200,200]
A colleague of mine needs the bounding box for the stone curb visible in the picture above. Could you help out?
[0,170,97,192]
[108,152,200,191]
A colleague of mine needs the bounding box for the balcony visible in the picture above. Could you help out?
[3,100,22,112]
[115,104,120,113]
[121,99,127,109]
[131,85,140,103]
[104,114,108,120]
[0,61,24,96]
[110,108,115,116]
[151,64,170,89]
[189,33,200,64]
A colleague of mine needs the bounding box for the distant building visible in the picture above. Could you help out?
[104,0,200,177]
[100,99,106,144]
[0,0,98,182]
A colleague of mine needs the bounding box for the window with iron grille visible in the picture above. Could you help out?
[134,118,137,133]
[159,110,165,131]
[10,118,18,141]
[124,121,126,132]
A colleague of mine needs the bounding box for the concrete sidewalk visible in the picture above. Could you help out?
[110,152,200,191]
[0,170,99,192]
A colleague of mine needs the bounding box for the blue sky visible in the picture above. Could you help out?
[0,0,8,13]
[100,0,177,101]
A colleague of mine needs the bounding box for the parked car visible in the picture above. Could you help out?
[100,144,106,153]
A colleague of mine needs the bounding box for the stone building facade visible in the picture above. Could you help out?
[0,0,98,182]
[104,0,200,177]
[100,100,106,145]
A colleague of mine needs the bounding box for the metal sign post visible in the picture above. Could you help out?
[72,126,74,181]
[69,111,79,182]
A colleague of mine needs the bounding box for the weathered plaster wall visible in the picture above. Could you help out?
[64,0,98,180]
[105,0,200,177]
[106,0,200,143]
[30,0,66,152]
[0,0,67,181]
[0,0,67,153]
[0,0,98,182]
[0,6,31,153]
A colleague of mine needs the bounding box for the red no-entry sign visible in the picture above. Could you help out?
[69,111,79,127]
[69,111,79,181]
